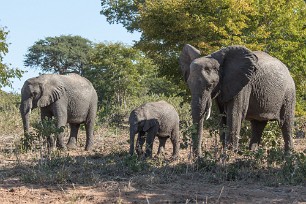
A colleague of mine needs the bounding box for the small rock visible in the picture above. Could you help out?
[8,188,15,192]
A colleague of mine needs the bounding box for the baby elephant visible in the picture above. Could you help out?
[129,101,180,158]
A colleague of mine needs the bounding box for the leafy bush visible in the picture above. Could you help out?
[0,90,20,112]
[18,118,65,153]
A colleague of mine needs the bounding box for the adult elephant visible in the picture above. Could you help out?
[129,101,180,158]
[20,73,98,151]
[179,44,296,156]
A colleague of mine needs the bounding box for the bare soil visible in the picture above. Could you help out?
[0,127,305,204]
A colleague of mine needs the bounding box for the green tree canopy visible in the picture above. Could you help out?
[24,35,93,75]
[101,0,306,114]
[0,26,23,88]
[85,42,179,106]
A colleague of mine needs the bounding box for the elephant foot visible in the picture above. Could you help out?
[250,143,259,151]
[47,136,56,149]
[284,148,293,156]
[170,154,179,161]
[154,152,165,159]
[136,149,144,157]
[85,143,93,151]
[144,152,153,159]
[66,143,77,150]
[56,143,67,151]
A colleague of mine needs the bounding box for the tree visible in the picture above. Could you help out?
[0,26,23,88]
[24,35,93,75]
[100,0,306,114]
[85,42,178,106]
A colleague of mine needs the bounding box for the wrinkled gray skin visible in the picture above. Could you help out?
[20,74,98,151]
[129,101,180,158]
[180,44,296,156]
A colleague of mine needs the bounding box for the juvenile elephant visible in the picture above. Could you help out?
[180,44,296,156]
[20,73,98,150]
[129,101,180,158]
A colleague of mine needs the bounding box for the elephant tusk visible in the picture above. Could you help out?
[205,106,211,120]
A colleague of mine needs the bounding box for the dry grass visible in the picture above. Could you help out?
[0,93,305,203]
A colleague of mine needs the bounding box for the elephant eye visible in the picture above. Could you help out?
[204,66,211,74]
[32,91,38,97]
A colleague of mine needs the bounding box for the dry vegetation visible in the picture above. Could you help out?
[0,92,305,203]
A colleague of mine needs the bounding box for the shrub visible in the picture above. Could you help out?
[18,118,65,153]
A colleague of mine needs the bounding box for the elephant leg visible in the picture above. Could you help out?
[170,124,180,159]
[40,110,55,150]
[54,115,67,150]
[225,103,246,151]
[136,131,145,156]
[84,107,97,151]
[67,123,80,150]
[84,119,95,151]
[226,115,242,151]
[219,114,227,147]
[192,117,204,157]
[280,102,295,153]
[225,90,250,151]
[217,101,227,147]
[145,127,158,158]
[157,137,167,156]
[281,121,294,153]
[249,120,267,151]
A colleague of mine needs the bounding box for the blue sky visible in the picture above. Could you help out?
[0,0,140,93]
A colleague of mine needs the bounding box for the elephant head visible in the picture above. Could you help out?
[179,44,258,155]
[20,75,65,134]
[129,108,158,156]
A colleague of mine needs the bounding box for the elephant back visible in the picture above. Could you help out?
[252,51,295,89]
[246,51,296,120]
[145,101,179,129]
[59,74,98,110]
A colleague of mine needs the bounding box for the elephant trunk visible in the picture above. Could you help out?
[129,125,136,156]
[20,99,32,134]
[129,111,138,156]
[191,94,212,156]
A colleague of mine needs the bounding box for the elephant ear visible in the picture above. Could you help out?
[179,44,201,81]
[143,119,158,132]
[212,46,258,103]
[37,77,66,107]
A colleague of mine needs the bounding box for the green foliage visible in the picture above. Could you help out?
[0,91,24,137]
[24,35,93,75]
[0,90,20,112]
[0,26,23,88]
[123,154,149,172]
[21,153,78,184]
[100,0,143,32]
[18,118,65,153]
[261,121,283,149]
[100,0,306,114]
[86,42,182,112]
[180,124,196,150]
[86,42,157,105]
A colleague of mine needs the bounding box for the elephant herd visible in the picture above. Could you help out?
[20,45,296,158]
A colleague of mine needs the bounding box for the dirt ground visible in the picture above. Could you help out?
[0,128,305,204]
[1,177,305,203]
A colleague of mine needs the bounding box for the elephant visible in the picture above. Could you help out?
[179,44,296,156]
[129,101,180,158]
[20,73,98,151]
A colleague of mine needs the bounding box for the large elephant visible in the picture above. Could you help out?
[179,44,296,156]
[129,101,180,158]
[20,73,98,150]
